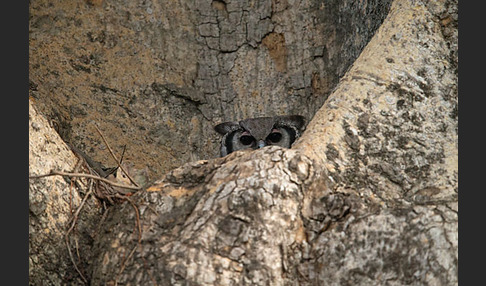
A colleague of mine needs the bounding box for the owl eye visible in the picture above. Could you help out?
[240,135,255,145]
[267,132,282,143]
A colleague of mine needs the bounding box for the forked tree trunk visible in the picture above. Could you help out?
[29,0,457,285]
[90,0,457,284]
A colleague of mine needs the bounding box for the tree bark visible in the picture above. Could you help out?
[29,0,392,179]
[29,101,100,285]
[89,0,457,285]
[29,0,457,285]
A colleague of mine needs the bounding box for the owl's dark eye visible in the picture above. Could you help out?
[267,132,282,143]
[240,135,254,145]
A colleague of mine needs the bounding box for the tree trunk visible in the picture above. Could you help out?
[29,101,100,285]
[29,0,457,284]
[29,0,392,179]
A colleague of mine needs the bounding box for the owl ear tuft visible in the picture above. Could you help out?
[214,121,241,134]
[276,115,306,131]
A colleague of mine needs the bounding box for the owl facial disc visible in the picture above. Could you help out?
[214,115,306,157]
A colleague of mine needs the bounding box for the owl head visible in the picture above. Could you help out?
[214,115,306,157]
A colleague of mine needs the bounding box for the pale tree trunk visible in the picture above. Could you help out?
[29,101,100,285]
[29,0,457,285]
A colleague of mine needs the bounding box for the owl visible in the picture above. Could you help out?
[214,115,306,157]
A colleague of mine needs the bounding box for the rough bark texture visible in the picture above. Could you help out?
[291,0,458,283]
[29,0,391,180]
[29,101,100,285]
[29,0,457,285]
[90,147,342,285]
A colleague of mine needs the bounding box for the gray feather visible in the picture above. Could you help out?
[214,115,306,157]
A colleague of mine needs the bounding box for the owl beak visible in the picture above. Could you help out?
[257,140,266,149]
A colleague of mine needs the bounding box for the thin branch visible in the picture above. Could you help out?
[29,171,142,191]
[93,124,140,188]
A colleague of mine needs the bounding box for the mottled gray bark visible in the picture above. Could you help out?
[89,148,332,285]
[88,0,457,284]
[29,0,457,285]
[291,0,459,283]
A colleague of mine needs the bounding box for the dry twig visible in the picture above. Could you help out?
[30,122,150,284]
[29,171,142,192]
[93,124,140,188]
